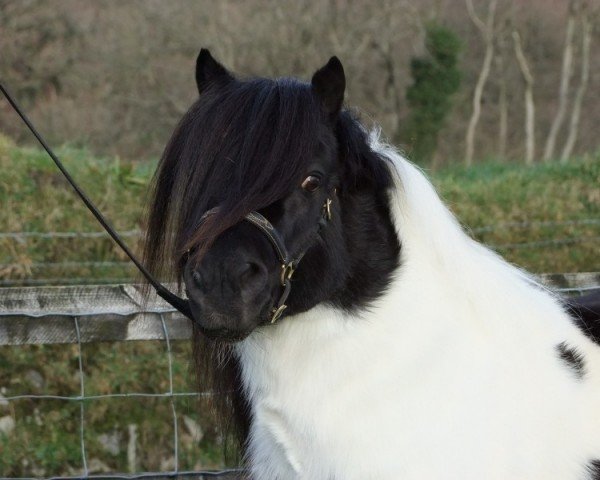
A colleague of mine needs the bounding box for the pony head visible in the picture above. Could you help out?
[143,49,398,342]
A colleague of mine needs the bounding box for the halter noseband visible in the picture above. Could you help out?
[196,193,334,324]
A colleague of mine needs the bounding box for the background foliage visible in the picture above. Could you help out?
[405,23,461,162]
[1,135,598,285]
[1,0,599,164]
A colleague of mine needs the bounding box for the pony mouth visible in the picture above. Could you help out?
[187,295,274,342]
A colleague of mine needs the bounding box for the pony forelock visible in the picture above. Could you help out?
[143,77,328,281]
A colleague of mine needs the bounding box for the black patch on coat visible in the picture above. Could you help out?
[586,459,600,479]
[556,342,586,379]
[565,290,600,345]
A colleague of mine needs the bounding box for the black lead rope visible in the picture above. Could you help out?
[2,81,334,325]
[0,81,193,320]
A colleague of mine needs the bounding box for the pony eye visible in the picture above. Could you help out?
[301,175,321,192]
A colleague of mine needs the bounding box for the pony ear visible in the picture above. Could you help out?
[195,48,233,95]
[311,56,346,115]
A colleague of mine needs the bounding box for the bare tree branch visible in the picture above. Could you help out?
[512,29,536,165]
[465,0,486,34]
[561,13,593,162]
[495,30,509,159]
[543,0,579,162]
[465,0,498,166]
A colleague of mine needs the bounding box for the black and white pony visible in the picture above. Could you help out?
[144,49,600,479]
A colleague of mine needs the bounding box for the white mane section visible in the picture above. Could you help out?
[237,134,600,480]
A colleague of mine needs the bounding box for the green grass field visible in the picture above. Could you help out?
[1,134,598,284]
[0,135,598,475]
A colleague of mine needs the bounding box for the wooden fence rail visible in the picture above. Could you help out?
[0,273,599,346]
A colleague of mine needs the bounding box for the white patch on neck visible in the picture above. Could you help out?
[236,133,600,480]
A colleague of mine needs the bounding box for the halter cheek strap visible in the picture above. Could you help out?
[243,196,334,323]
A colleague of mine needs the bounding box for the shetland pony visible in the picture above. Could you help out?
[144,49,600,479]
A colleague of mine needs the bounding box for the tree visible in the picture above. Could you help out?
[561,7,594,162]
[512,29,536,165]
[464,0,498,166]
[404,23,461,163]
[543,0,579,162]
[495,29,509,159]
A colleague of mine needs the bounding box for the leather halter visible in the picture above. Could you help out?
[197,195,334,323]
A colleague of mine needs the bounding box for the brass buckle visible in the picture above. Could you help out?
[323,198,332,221]
[280,263,295,286]
[270,304,287,323]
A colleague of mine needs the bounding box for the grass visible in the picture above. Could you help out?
[0,134,152,285]
[0,341,227,475]
[431,158,599,272]
[0,135,598,475]
[1,134,598,285]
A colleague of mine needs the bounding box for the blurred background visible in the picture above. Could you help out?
[0,0,598,476]
[1,0,598,284]
[2,0,600,163]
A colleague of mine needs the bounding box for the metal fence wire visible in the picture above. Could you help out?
[0,218,599,287]
[0,285,244,480]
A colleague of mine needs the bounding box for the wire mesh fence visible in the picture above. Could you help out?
[1,217,599,286]
[0,285,244,479]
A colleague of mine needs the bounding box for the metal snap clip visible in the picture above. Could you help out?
[270,304,287,323]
